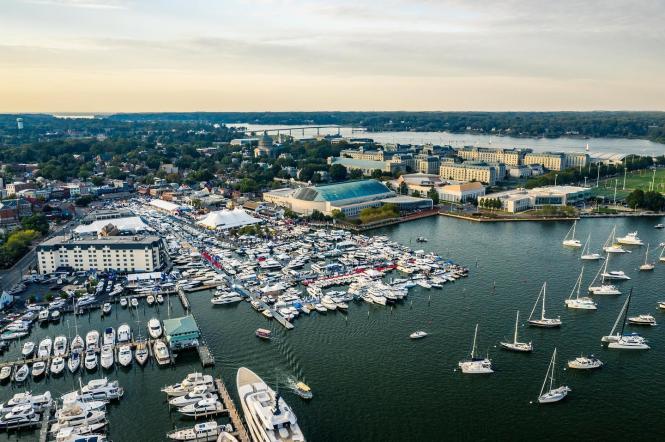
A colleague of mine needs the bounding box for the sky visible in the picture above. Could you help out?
[1,0,664,112]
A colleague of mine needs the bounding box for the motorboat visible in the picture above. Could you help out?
[117,323,131,343]
[601,270,630,280]
[562,221,582,247]
[117,345,132,367]
[130,298,139,308]
[120,298,128,308]
[567,355,603,370]
[153,340,171,366]
[0,404,40,429]
[500,311,533,352]
[458,324,494,374]
[157,294,164,304]
[102,303,112,315]
[68,352,81,373]
[86,330,100,351]
[54,335,68,356]
[61,378,124,402]
[627,314,657,326]
[537,348,571,404]
[32,361,47,378]
[527,282,562,328]
[38,309,50,323]
[147,295,155,306]
[261,309,273,319]
[655,223,665,229]
[565,268,597,310]
[237,367,305,442]
[102,327,115,346]
[84,349,98,371]
[100,345,114,369]
[178,398,224,417]
[0,366,12,382]
[313,303,327,313]
[148,318,163,339]
[255,328,272,340]
[53,425,108,442]
[52,409,106,432]
[50,310,61,322]
[169,386,216,407]
[162,373,215,397]
[167,421,222,441]
[38,337,53,358]
[294,382,313,400]
[0,391,52,413]
[135,339,149,365]
[616,231,644,246]
[50,356,65,375]
[21,341,35,358]
[1,330,28,340]
[55,400,106,419]
[71,335,84,353]
[13,364,29,382]
[409,330,428,339]
[211,293,243,305]
[602,290,650,350]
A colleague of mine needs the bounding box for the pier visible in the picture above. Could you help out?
[196,344,215,367]
[37,403,53,442]
[236,285,294,330]
[177,287,190,311]
[214,377,250,442]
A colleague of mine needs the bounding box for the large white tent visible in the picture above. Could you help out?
[74,216,152,236]
[196,209,261,230]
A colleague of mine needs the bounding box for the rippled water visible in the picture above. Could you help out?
[2,216,665,441]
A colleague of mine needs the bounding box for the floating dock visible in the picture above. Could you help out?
[196,344,215,367]
[215,378,250,442]
[177,287,191,311]
[37,403,53,442]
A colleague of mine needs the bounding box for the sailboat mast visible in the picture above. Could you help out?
[549,349,557,391]
[541,283,547,319]
[513,311,519,343]
[619,289,633,336]
[577,267,583,299]
[609,295,630,336]
[471,324,478,359]
[644,244,650,265]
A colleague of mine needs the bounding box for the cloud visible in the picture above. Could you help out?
[23,0,128,9]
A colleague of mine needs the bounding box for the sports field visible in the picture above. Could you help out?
[590,168,665,200]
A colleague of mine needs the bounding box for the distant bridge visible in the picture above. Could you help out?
[245,125,366,137]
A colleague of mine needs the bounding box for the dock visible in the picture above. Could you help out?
[177,287,190,311]
[236,285,294,330]
[38,403,53,442]
[215,378,250,442]
[196,344,215,367]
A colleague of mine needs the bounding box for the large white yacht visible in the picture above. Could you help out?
[237,367,306,442]
[616,231,644,246]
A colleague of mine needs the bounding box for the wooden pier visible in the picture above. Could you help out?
[177,287,190,311]
[236,286,294,330]
[196,344,215,367]
[37,404,53,442]
[215,378,250,442]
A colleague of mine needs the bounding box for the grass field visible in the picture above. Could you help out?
[590,168,665,200]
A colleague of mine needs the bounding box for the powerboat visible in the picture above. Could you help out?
[148,318,163,339]
[167,421,223,441]
[0,391,52,413]
[38,309,50,323]
[21,341,35,358]
[409,331,428,339]
[162,373,215,397]
[601,270,630,280]
[627,314,657,326]
[54,335,68,356]
[32,361,47,378]
[117,323,131,343]
[102,327,115,346]
[168,386,216,407]
[0,404,40,429]
[211,293,243,305]
[50,356,65,375]
[294,382,313,400]
[146,295,155,305]
[500,311,533,352]
[157,294,164,304]
[616,231,644,246]
[255,328,272,340]
[13,364,29,383]
[68,352,81,373]
[0,367,12,382]
[38,337,53,358]
[527,282,562,327]
[84,349,98,371]
[102,303,112,315]
[71,335,85,353]
[178,398,224,417]
[86,330,100,351]
[130,298,139,308]
[153,340,171,366]
[537,348,570,404]
[458,324,494,374]
[53,425,108,442]
[237,367,305,442]
[117,345,132,367]
[135,339,149,365]
[100,345,114,369]
[61,378,124,403]
[567,355,603,370]
[120,298,128,308]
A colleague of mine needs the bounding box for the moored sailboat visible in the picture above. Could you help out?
[562,221,582,247]
[537,348,570,404]
[500,311,532,352]
[527,282,562,328]
[602,289,650,350]
[565,268,597,310]
[458,324,493,374]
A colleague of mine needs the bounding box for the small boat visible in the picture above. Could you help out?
[655,223,664,229]
[120,298,128,308]
[13,364,29,382]
[562,221,582,248]
[178,398,224,417]
[32,361,47,378]
[409,331,428,339]
[567,355,603,370]
[68,352,81,373]
[21,341,36,358]
[38,309,50,323]
[54,335,67,356]
[458,324,493,374]
[500,311,533,352]
[117,323,131,343]
[603,226,629,253]
[255,328,272,340]
[537,348,570,404]
[294,382,313,400]
[313,304,327,313]
[167,421,222,441]
[102,327,115,346]
[38,337,53,358]
[117,345,132,367]
[148,318,163,339]
[50,356,65,375]
[147,295,155,306]
[135,339,149,365]
[50,310,61,322]
[157,294,164,304]
[0,366,12,382]
[169,386,216,407]
[527,282,562,328]
[100,345,114,369]
[84,349,98,371]
[261,309,273,319]
[86,330,100,351]
[102,303,112,315]
[130,298,139,308]
[627,314,657,326]
[154,340,171,366]
[71,335,84,353]
[580,234,603,260]
[416,236,428,243]
[565,268,597,310]
[639,244,655,271]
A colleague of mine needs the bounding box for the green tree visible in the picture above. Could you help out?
[331,209,346,220]
[349,169,363,179]
[398,182,408,195]
[427,187,440,205]
[21,214,49,235]
[371,169,383,180]
[329,164,348,181]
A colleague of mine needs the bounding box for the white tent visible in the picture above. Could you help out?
[196,209,261,230]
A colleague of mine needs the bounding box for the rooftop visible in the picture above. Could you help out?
[74,216,152,235]
[40,234,162,247]
[292,179,393,202]
[163,315,200,336]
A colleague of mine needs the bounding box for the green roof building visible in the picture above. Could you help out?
[163,315,201,351]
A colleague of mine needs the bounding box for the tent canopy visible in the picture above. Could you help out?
[196,209,261,230]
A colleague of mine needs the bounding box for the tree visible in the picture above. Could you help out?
[90,176,104,186]
[329,164,348,181]
[371,169,383,180]
[21,214,49,235]
[626,189,645,210]
[427,187,440,205]
[75,195,96,207]
[411,190,421,197]
[349,169,363,179]
[399,182,408,195]
[331,209,346,220]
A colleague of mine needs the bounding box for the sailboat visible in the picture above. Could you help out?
[601,289,650,350]
[458,324,493,374]
[537,348,571,404]
[660,245,665,263]
[588,254,622,295]
[500,311,533,352]
[580,234,603,261]
[562,221,582,248]
[527,282,561,328]
[639,244,655,271]
[564,268,597,310]
[603,226,629,253]
[600,251,630,280]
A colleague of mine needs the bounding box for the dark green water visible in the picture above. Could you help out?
[3,216,665,441]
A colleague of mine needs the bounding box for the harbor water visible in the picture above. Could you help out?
[3,216,665,441]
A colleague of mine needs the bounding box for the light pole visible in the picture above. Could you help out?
[623,167,627,190]
[596,163,601,187]
[584,177,588,187]
[613,179,618,205]
[651,168,656,192]
[554,174,558,187]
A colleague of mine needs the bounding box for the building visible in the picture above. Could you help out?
[36,235,168,274]
[263,179,397,217]
[564,153,590,170]
[478,185,591,213]
[327,157,402,175]
[83,208,134,223]
[416,155,441,174]
[437,182,486,203]
[149,198,182,215]
[74,216,152,236]
[439,161,502,185]
[524,152,566,171]
[395,173,486,203]
[456,146,530,166]
[6,181,36,197]
[340,147,392,161]
[163,315,201,351]
[253,132,276,157]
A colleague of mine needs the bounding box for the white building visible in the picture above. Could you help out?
[196,209,261,230]
[37,235,168,274]
[478,185,591,213]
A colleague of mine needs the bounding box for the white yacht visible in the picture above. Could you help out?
[0,391,52,413]
[320,296,337,310]
[148,318,163,339]
[61,378,124,403]
[565,268,597,310]
[100,345,114,369]
[409,331,428,339]
[154,340,171,366]
[602,291,650,350]
[21,341,35,358]
[135,339,149,365]
[527,282,562,328]
[0,404,40,429]
[580,234,603,260]
[84,349,98,371]
[211,292,243,305]
[603,226,629,253]
[537,348,571,404]
[562,221,582,247]
[13,364,29,383]
[601,269,630,280]
[567,355,603,370]
[500,311,533,352]
[117,323,131,343]
[32,361,47,378]
[616,231,644,246]
[53,335,67,357]
[103,327,115,346]
[588,255,622,295]
[639,244,655,271]
[627,314,657,326]
[458,324,493,374]
[50,356,65,375]
[117,345,132,367]
[70,335,84,354]
[178,398,224,417]
[38,337,53,358]
[168,386,215,407]
[86,330,100,351]
[163,373,215,397]
[68,352,81,373]
[167,421,223,441]
[236,367,306,442]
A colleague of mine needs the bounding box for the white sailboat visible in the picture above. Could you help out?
[588,254,622,295]
[527,282,562,328]
[562,221,582,248]
[500,311,533,352]
[600,251,630,280]
[639,244,655,271]
[458,324,493,374]
[565,268,597,310]
[660,245,665,263]
[580,234,603,261]
[602,289,650,350]
[603,226,629,253]
[537,348,571,404]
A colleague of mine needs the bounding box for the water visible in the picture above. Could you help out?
[236,123,665,157]
[3,216,665,441]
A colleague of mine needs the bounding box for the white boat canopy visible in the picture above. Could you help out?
[196,209,261,230]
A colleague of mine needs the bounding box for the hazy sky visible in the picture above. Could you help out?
[1,0,664,112]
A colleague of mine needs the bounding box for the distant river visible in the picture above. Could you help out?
[235,123,665,157]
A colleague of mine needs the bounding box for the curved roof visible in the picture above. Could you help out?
[292,180,393,202]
